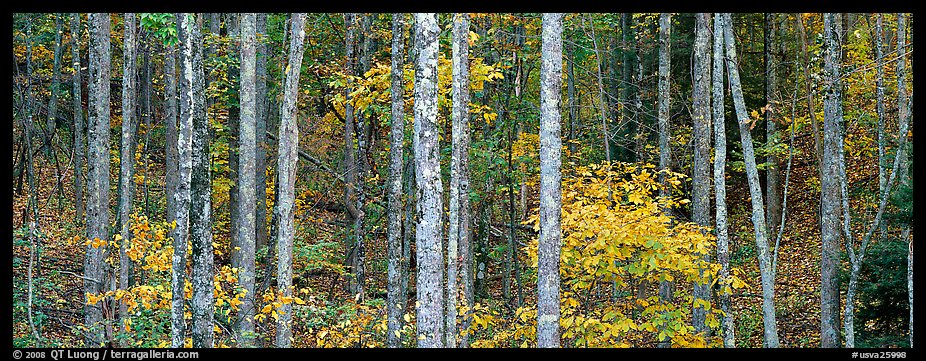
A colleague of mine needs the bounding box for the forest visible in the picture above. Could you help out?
[11,12,913,348]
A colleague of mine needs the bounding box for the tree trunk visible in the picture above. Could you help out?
[275,13,307,349]
[236,13,258,348]
[117,14,137,333]
[446,12,470,349]
[765,13,781,238]
[255,13,270,272]
[722,13,780,348]
[342,13,361,295]
[71,13,86,227]
[907,229,913,348]
[386,13,407,349]
[711,13,734,348]
[227,14,241,273]
[537,13,563,348]
[414,13,445,348]
[171,13,193,347]
[656,13,673,348]
[820,12,842,349]
[186,13,213,348]
[691,12,712,338]
[85,13,111,347]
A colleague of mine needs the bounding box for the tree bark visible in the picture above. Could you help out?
[711,13,734,348]
[71,13,86,227]
[414,13,445,348]
[275,13,307,349]
[117,14,138,333]
[255,13,270,271]
[342,13,362,296]
[796,16,823,177]
[227,14,241,274]
[722,13,780,348]
[820,12,842,349]
[186,13,213,348]
[171,13,193,348]
[85,13,111,347]
[691,12,712,338]
[537,13,563,349]
[656,12,673,348]
[386,13,407,349]
[236,13,258,348]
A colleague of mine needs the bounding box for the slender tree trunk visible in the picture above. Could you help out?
[235,13,258,348]
[117,14,137,334]
[656,13,673,348]
[691,12,712,337]
[765,13,781,238]
[85,13,111,347]
[874,14,886,199]
[164,45,180,260]
[414,13,445,348]
[46,14,64,155]
[71,13,86,227]
[227,14,241,273]
[171,13,193,347]
[537,13,563,348]
[897,13,912,348]
[142,39,153,218]
[187,13,213,348]
[386,13,407,349]
[723,13,780,348]
[446,12,470,349]
[342,14,361,294]
[255,13,270,271]
[712,13,734,348]
[820,12,843,349]
[275,13,306,349]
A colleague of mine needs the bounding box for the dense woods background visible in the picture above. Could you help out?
[11,12,913,348]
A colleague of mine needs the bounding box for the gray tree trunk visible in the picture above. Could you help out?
[172,13,194,348]
[537,12,563,349]
[227,14,241,273]
[342,13,361,295]
[765,13,782,238]
[414,13,445,348]
[656,13,673,348]
[164,42,179,273]
[446,12,471,348]
[187,14,213,348]
[236,13,258,348]
[875,15,886,198]
[71,13,86,226]
[386,12,407,349]
[907,229,913,348]
[691,12,712,338]
[117,14,138,332]
[255,13,270,269]
[711,13,735,349]
[275,13,307,349]
[722,13,780,348]
[820,13,842,349]
[85,13,111,347]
